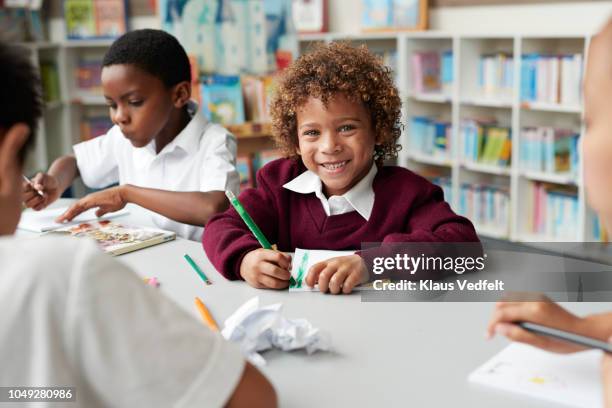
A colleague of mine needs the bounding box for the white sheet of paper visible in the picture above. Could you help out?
[289,248,356,292]
[18,207,129,233]
[469,343,603,407]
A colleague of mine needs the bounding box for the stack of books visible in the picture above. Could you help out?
[459,183,510,233]
[411,50,453,94]
[520,53,583,105]
[409,116,451,158]
[528,182,578,240]
[461,119,512,167]
[478,52,513,99]
[520,127,579,175]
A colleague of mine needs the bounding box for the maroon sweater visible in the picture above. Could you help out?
[203,158,480,280]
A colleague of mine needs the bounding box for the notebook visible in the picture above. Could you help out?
[49,220,176,256]
[469,343,603,407]
[18,206,129,233]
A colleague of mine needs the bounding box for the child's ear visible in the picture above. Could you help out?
[172,81,192,108]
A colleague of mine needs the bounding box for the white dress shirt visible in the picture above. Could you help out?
[73,101,239,241]
[283,162,377,220]
[0,236,244,407]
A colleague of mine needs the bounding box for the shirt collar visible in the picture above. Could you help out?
[145,100,208,156]
[283,162,378,220]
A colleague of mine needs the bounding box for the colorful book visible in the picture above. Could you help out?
[52,221,176,256]
[201,75,246,125]
[65,0,96,39]
[94,0,127,38]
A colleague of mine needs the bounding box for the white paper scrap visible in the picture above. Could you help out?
[221,297,331,366]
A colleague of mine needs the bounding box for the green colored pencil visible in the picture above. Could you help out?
[184,254,212,285]
[225,190,296,287]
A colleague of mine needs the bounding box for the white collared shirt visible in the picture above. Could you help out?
[74,101,239,241]
[283,162,377,220]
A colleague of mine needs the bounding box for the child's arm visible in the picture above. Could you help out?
[22,154,79,211]
[203,167,288,285]
[55,185,228,226]
[487,295,612,353]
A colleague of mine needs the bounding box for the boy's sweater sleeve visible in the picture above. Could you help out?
[202,169,280,280]
[358,182,482,280]
[384,182,479,243]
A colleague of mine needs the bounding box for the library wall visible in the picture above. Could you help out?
[329,0,612,34]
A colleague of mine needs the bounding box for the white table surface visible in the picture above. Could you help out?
[18,200,611,407]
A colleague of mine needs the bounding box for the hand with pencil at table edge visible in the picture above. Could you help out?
[305,254,368,295]
[22,172,62,211]
[240,248,292,289]
[486,294,612,354]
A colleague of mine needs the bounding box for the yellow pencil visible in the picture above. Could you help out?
[194,296,219,331]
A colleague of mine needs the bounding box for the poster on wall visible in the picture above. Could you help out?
[292,0,327,33]
[159,0,297,75]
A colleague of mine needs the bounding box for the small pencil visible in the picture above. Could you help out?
[22,175,44,196]
[184,254,212,285]
[518,322,612,353]
[195,296,219,331]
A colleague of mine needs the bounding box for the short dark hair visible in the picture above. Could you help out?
[102,29,191,87]
[0,42,43,163]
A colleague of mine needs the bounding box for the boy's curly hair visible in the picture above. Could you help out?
[270,42,402,164]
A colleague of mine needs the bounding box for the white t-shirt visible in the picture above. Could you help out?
[73,101,240,241]
[0,236,245,408]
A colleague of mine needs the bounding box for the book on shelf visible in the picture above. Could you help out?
[236,154,255,192]
[64,0,127,40]
[592,216,609,242]
[411,51,440,94]
[362,0,392,30]
[80,115,113,141]
[409,115,451,159]
[254,148,283,171]
[201,75,246,126]
[40,62,60,103]
[418,168,453,204]
[76,55,103,93]
[528,182,578,241]
[478,52,513,99]
[242,75,276,123]
[461,119,512,167]
[459,182,510,234]
[520,126,579,176]
[372,49,398,81]
[520,53,583,106]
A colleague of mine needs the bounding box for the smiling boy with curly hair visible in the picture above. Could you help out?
[204,42,479,293]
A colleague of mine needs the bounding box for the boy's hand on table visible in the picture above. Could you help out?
[22,172,61,211]
[240,249,292,290]
[486,295,586,354]
[306,254,368,295]
[56,186,127,223]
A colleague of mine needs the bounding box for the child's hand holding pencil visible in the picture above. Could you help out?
[239,248,292,289]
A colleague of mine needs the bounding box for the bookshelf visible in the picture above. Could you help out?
[298,31,597,243]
